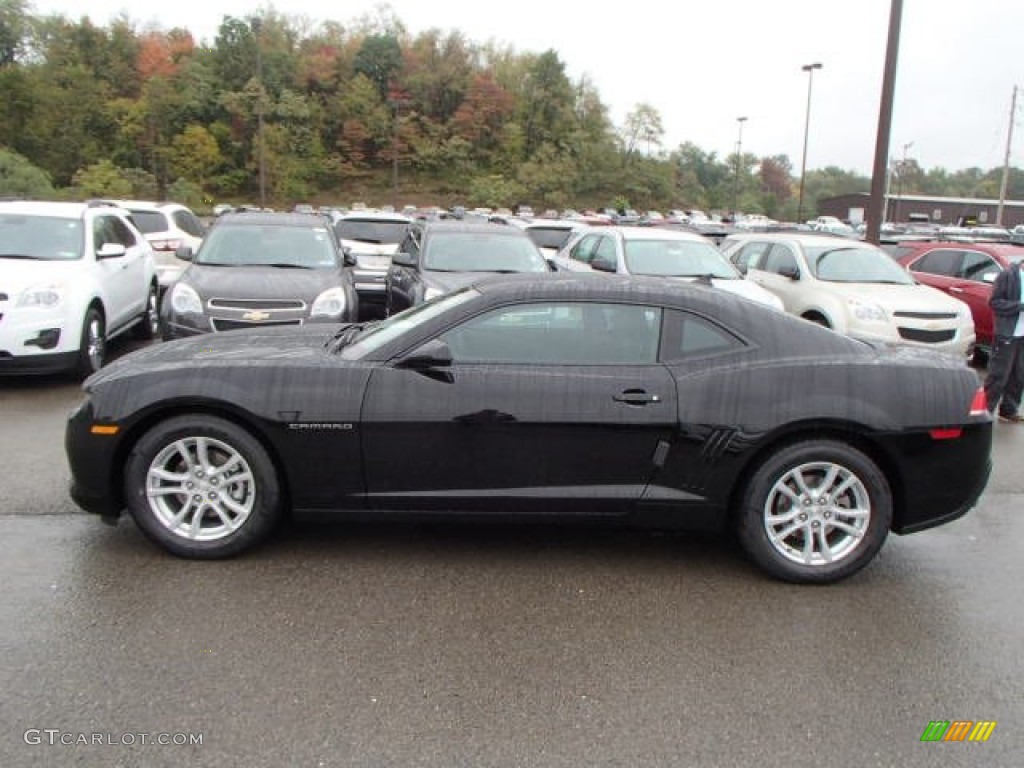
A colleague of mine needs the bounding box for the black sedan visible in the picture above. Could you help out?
[66,275,992,583]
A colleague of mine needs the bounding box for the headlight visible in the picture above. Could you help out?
[423,286,444,302]
[17,282,66,308]
[310,286,348,318]
[169,283,203,315]
[849,300,887,322]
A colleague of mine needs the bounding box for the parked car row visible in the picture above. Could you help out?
[7,198,1018,380]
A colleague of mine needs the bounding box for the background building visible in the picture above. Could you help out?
[818,193,1024,228]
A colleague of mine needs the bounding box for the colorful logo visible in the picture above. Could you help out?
[920,720,997,742]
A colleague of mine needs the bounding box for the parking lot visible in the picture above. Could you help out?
[1,335,1022,767]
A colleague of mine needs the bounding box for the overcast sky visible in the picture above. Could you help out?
[29,0,1024,176]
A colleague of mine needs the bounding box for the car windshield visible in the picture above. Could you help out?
[0,214,83,261]
[196,225,339,268]
[129,210,169,235]
[624,239,738,278]
[423,233,549,272]
[806,245,915,284]
[336,219,409,245]
[526,227,576,250]
[339,288,480,359]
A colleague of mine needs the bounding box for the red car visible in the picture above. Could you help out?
[887,239,1024,362]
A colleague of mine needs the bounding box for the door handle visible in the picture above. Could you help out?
[613,390,661,405]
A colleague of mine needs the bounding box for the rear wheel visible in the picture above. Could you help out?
[736,440,891,583]
[75,307,105,378]
[124,415,282,558]
[133,283,159,340]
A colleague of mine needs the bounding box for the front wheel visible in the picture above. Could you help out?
[75,307,105,378]
[123,415,283,558]
[133,283,159,340]
[736,440,891,584]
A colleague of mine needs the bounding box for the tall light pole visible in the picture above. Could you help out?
[797,62,823,223]
[251,17,266,210]
[896,140,912,223]
[732,116,748,216]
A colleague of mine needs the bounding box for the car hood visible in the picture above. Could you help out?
[423,270,527,292]
[183,264,347,299]
[819,281,967,312]
[343,240,400,257]
[86,325,342,386]
[666,276,784,310]
[0,258,89,292]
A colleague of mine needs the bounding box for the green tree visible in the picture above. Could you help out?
[169,124,223,187]
[70,159,133,198]
[0,146,53,196]
[353,34,402,99]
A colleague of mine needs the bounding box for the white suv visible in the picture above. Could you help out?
[0,200,158,377]
[720,232,975,358]
[114,200,206,291]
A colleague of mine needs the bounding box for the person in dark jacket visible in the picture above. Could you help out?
[984,260,1024,421]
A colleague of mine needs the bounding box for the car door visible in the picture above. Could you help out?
[744,242,804,312]
[360,301,678,514]
[91,213,147,330]
[386,226,422,312]
[556,232,602,272]
[955,249,1001,345]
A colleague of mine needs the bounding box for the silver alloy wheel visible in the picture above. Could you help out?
[86,316,104,371]
[762,461,871,566]
[145,289,159,335]
[145,436,256,541]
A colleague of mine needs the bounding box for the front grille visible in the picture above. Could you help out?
[211,318,303,332]
[208,298,306,310]
[893,311,958,320]
[898,327,956,343]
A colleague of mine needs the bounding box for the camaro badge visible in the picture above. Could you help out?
[242,310,271,322]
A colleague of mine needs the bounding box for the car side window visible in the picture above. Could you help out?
[733,241,771,270]
[762,244,799,275]
[912,249,962,277]
[92,216,118,251]
[594,236,617,263]
[173,210,206,238]
[570,234,600,264]
[440,302,662,365]
[109,215,138,247]
[661,309,744,362]
[400,229,421,260]
[960,251,999,282]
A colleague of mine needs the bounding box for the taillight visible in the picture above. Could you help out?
[151,239,183,252]
[969,386,989,417]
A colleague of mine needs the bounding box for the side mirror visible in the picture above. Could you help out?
[591,255,617,273]
[778,265,800,280]
[175,245,194,262]
[96,243,127,259]
[342,248,357,267]
[395,338,452,370]
[392,251,416,267]
[546,258,559,272]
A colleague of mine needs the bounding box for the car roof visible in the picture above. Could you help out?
[469,272,740,306]
[607,226,711,242]
[0,200,123,218]
[893,240,1024,257]
[420,220,530,237]
[725,232,868,248]
[214,212,331,228]
[336,211,411,222]
[110,200,189,212]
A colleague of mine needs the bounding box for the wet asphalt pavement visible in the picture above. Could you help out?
[1,339,1021,767]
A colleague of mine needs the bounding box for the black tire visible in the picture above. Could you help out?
[133,283,159,340]
[75,307,106,378]
[123,415,283,559]
[803,313,831,329]
[735,440,891,584]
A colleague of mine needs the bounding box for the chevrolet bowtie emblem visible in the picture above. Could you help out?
[242,310,271,321]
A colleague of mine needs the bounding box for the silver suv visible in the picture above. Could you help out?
[0,200,158,376]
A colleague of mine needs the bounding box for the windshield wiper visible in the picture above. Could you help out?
[0,253,46,260]
[326,321,376,350]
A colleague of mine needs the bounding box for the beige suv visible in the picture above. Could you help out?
[720,232,975,359]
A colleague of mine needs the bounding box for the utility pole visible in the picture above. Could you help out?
[797,63,823,223]
[865,0,904,245]
[252,17,267,210]
[732,116,747,216]
[996,85,1018,226]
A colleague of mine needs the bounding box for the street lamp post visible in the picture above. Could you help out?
[251,18,266,210]
[896,141,912,223]
[733,116,748,217]
[797,62,823,223]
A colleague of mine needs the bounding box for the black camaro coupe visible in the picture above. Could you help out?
[66,274,992,583]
